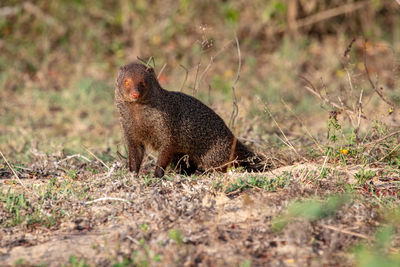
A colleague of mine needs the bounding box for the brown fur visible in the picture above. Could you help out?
[115,62,263,178]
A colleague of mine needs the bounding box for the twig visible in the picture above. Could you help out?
[300,75,368,120]
[196,40,234,94]
[343,37,356,58]
[229,34,241,129]
[105,162,121,178]
[281,98,324,153]
[320,224,372,240]
[193,62,201,95]
[127,235,140,245]
[377,143,400,162]
[179,64,189,92]
[56,154,91,165]
[364,130,400,146]
[146,56,155,68]
[356,89,364,130]
[288,1,369,31]
[363,41,394,108]
[0,151,27,190]
[83,146,109,170]
[345,69,356,111]
[262,101,302,159]
[157,63,167,79]
[84,197,130,205]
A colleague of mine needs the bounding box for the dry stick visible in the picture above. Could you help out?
[0,150,27,190]
[83,146,109,170]
[229,34,241,129]
[137,56,147,65]
[343,37,356,58]
[284,1,369,32]
[364,130,400,146]
[337,96,356,128]
[157,63,167,79]
[300,75,368,121]
[377,143,400,163]
[320,224,372,240]
[147,56,155,68]
[196,40,234,94]
[363,41,395,108]
[84,197,129,205]
[56,154,91,164]
[192,62,201,95]
[262,101,303,160]
[280,98,324,153]
[345,69,356,114]
[179,64,189,92]
[357,89,364,130]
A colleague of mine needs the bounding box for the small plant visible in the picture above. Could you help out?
[225,172,291,194]
[272,195,350,232]
[354,168,376,185]
[169,229,183,245]
[67,255,91,267]
[353,225,400,267]
[1,189,29,226]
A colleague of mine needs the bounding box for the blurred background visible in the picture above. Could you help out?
[0,0,399,161]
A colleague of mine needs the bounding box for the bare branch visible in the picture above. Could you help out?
[83,146,109,170]
[0,151,27,190]
[363,41,395,108]
[229,34,241,129]
[157,63,167,79]
[84,197,129,205]
[179,64,189,92]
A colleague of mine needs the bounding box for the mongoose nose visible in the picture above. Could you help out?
[131,91,140,99]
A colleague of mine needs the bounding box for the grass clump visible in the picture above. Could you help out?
[224,172,291,194]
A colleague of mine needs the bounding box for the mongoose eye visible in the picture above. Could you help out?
[124,79,131,87]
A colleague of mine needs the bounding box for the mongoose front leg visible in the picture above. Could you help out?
[154,147,174,178]
[127,142,145,174]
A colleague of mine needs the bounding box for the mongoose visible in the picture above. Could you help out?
[115,62,263,178]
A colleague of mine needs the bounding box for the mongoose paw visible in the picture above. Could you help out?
[154,167,165,178]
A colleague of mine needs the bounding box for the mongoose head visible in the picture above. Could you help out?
[116,63,158,103]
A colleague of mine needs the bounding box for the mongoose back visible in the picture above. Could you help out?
[115,62,262,178]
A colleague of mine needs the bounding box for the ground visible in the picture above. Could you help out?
[1,154,400,266]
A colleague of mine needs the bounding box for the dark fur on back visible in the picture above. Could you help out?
[115,62,263,177]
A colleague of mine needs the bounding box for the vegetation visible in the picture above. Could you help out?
[1,0,400,266]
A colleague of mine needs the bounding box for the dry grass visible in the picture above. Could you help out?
[1,154,399,266]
